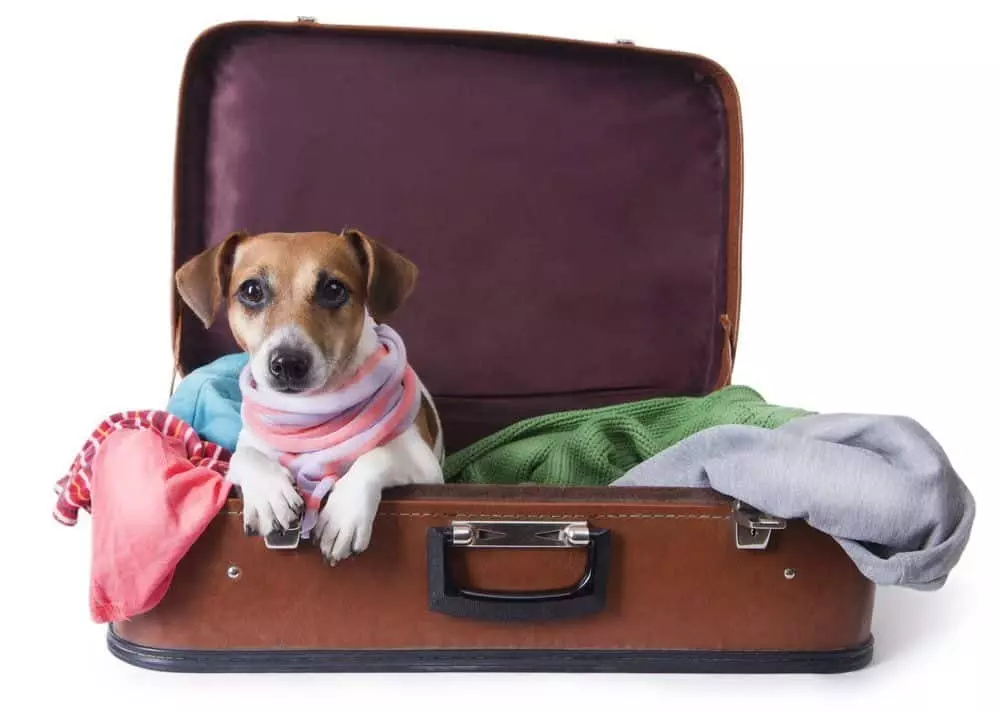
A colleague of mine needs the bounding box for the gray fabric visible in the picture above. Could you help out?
[612,413,975,590]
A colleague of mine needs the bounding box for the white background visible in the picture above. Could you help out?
[3,0,997,709]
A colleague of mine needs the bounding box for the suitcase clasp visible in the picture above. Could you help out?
[449,521,591,549]
[263,525,302,550]
[733,501,786,550]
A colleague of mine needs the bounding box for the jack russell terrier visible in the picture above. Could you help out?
[174,229,444,564]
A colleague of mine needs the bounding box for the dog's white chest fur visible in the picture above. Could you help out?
[230,403,443,563]
[229,323,445,564]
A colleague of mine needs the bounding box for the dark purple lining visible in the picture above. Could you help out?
[175,26,732,449]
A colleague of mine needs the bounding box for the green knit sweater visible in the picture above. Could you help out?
[442,385,812,486]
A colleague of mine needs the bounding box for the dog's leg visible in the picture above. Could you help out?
[228,434,304,537]
[315,426,443,564]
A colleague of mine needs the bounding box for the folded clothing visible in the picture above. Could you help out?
[614,414,976,590]
[54,410,231,622]
[443,385,811,485]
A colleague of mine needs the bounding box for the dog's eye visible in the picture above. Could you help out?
[316,277,349,308]
[237,278,268,308]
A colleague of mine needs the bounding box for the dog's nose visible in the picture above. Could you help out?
[269,349,311,386]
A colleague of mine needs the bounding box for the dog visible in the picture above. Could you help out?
[174,229,444,564]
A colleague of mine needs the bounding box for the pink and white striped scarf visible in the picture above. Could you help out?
[239,323,421,538]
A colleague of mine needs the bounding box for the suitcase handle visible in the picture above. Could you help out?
[426,524,611,621]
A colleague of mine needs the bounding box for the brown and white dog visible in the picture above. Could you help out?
[175,229,444,564]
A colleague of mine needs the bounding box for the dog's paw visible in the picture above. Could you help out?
[228,449,304,538]
[313,478,381,565]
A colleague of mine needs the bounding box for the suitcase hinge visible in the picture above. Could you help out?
[733,501,786,550]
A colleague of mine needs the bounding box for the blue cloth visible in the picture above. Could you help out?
[167,353,248,452]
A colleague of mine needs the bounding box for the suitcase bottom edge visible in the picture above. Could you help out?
[106,628,874,675]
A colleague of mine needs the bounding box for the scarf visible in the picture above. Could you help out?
[239,323,421,537]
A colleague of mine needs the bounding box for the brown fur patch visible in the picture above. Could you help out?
[226,232,370,381]
[343,228,419,322]
[175,231,248,328]
[414,395,440,451]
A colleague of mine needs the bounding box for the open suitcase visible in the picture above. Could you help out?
[109,19,876,673]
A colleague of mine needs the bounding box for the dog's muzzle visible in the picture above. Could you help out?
[268,348,312,391]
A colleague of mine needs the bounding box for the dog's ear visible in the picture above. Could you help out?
[175,231,248,328]
[343,228,418,322]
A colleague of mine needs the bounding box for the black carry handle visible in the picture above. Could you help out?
[426,526,611,622]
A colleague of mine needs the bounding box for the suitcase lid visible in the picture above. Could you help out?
[172,21,742,449]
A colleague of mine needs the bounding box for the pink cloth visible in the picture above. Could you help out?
[54,411,231,623]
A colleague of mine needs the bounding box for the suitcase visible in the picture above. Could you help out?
[109,18,875,673]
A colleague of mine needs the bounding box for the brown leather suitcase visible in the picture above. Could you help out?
[109,19,875,673]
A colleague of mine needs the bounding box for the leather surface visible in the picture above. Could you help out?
[114,486,874,651]
[170,22,742,450]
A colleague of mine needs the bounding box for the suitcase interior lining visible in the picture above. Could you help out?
[174,25,735,450]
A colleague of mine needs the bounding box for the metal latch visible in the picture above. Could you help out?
[450,521,591,549]
[733,501,786,550]
[264,525,301,550]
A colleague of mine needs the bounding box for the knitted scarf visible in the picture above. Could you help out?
[239,324,420,537]
[443,385,812,486]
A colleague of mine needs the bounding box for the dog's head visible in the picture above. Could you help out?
[175,229,417,394]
